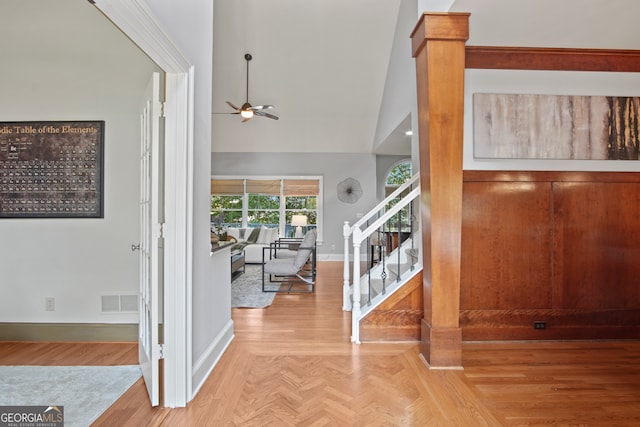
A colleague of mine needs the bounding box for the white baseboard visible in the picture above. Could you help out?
[318,254,368,262]
[317,254,344,262]
[190,319,235,400]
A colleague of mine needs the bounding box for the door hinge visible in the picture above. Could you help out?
[154,343,164,360]
[161,101,167,118]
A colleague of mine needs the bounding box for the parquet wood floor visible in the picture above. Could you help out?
[2,262,639,426]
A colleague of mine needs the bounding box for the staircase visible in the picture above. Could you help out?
[342,174,422,344]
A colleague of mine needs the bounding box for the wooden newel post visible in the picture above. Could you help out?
[410,12,469,368]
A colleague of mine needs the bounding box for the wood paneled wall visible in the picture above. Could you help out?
[411,14,640,359]
[460,171,640,340]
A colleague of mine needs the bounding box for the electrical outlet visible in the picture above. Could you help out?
[331,244,336,251]
[533,321,546,330]
[45,297,55,311]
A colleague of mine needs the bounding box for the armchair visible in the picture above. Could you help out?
[261,229,317,293]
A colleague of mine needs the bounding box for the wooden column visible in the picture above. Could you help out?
[410,12,469,368]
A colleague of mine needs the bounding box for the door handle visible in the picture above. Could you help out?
[131,243,141,251]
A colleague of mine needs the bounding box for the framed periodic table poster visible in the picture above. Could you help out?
[0,121,104,218]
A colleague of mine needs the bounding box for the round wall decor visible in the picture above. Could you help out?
[337,177,362,204]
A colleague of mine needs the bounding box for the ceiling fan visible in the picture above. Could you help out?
[224,53,279,123]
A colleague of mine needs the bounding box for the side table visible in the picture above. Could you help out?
[231,250,245,280]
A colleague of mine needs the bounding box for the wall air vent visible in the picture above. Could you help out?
[101,294,138,313]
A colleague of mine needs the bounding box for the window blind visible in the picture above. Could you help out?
[211,179,244,195]
[246,179,281,195]
[283,179,320,196]
[212,178,320,196]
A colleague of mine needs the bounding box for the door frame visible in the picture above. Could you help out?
[92,0,194,407]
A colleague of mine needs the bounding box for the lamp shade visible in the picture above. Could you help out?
[291,215,308,227]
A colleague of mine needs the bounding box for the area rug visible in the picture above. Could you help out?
[0,365,141,427]
[232,264,276,308]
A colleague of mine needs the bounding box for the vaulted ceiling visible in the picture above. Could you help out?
[211,0,640,156]
[211,0,401,154]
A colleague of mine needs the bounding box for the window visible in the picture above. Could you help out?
[285,195,317,237]
[210,195,243,225]
[246,179,280,228]
[283,178,319,237]
[210,179,243,227]
[211,176,322,239]
[247,193,280,227]
[385,161,412,192]
[385,161,413,231]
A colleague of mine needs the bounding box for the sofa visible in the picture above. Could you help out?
[226,226,279,263]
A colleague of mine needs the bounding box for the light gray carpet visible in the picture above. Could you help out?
[0,365,141,427]
[232,264,276,308]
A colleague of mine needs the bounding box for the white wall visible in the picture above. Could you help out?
[451,0,640,50]
[0,0,160,323]
[373,0,418,155]
[143,0,222,384]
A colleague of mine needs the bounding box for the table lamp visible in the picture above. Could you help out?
[291,215,308,238]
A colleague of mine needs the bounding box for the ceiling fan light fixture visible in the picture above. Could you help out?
[219,53,279,122]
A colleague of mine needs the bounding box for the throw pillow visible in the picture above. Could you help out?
[267,227,279,243]
[226,227,241,241]
[256,226,270,244]
[257,227,279,244]
[246,227,260,243]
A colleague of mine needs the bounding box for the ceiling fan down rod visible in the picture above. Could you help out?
[244,53,252,104]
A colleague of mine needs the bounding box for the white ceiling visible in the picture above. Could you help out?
[211,0,401,154]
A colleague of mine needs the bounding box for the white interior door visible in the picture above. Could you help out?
[139,71,164,406]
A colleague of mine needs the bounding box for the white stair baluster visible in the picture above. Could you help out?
[342,221,352,311]
[351,228,362,344]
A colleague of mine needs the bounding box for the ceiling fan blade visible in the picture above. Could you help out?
[241,116,252,123]
[226,101,240,111]
[212,110,240,115]
[249,105,274,111]
[255,111,279,120]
